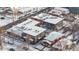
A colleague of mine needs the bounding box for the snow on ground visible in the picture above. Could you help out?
[0,15,20,27]
[2,35,39,51]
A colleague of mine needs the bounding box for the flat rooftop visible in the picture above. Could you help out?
[45,31,64,41]
[54,7,70,14]
[7,19,46,37]
[48,9,62,15]
[17,19,40,26]
[18,7,46,13]
[23,25,46,36]
[33,13,64,24]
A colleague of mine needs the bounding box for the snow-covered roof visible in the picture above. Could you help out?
[54,7,70,14]
[16,19,40,27]
[33,13,49,20]
[44,16,63,24]
[49,9,62,15]
[18,7,46,13]
[7,19,46,37]
[33,13,64,24]
[18,7,34,12]
[23,25,46,36]
[45,31,64,41]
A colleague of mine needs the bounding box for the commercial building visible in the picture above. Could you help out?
[7,19,46,44]
[41,31,64,47]
[54,7,70,15]
[31,13,64,30]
